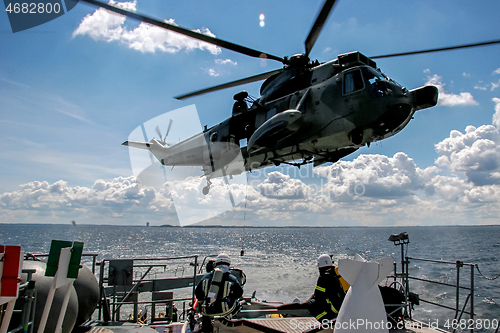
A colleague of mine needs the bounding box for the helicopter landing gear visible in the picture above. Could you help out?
[350,128,364,145]
[202,186,209,195]
[202,179,212,195]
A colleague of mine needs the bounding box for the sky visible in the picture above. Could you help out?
[1,0,499,226]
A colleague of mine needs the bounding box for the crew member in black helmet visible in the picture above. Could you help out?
[195,253,243,332]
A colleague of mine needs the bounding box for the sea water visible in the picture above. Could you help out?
[1,224,499,332]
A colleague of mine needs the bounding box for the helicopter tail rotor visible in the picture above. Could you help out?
[155,119,174,146]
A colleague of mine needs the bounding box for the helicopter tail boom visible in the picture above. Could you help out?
[122,139,164,150]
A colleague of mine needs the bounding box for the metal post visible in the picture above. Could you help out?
[97,260,106,321]
[192,256,198,305]
[29,282,36,333]
[393,262,397,282]
[401,244,405,284]
[455,261,462,319]
[405,252,411,319]
[22,281,36,333]
[92,255,96,274]
[470,264,474,333]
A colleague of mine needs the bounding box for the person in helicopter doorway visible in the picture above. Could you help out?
[277,254,348,323]
[195,253,244,332]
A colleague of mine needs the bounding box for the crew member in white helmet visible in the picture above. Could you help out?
[195,253,243,332]
[278,254,347,322]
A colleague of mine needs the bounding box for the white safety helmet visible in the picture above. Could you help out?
[215,253,231,266]
[317,254,333,268]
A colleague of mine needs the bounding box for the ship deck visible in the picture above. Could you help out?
[83,318,450,333]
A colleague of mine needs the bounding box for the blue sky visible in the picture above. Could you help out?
[1,0,499,226]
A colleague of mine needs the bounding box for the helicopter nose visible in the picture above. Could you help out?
[380,103,413,133]
[410,85,439,111]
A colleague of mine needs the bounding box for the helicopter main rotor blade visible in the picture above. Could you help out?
[371,39,500,59]
[304,0,338,58]
[79,0,284,63]
[174,69,282,100]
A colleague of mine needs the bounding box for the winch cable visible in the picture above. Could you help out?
[475,264,500,281]
[239,172,250,256]
[243,172,249,225]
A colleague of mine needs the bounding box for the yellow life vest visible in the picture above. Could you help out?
[335,266,350,292]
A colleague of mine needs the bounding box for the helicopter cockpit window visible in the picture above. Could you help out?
[362,67,384,85]
[343,69,364,95]
[361,67,390,97]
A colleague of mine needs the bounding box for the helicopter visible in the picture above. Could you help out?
[81,0,500,195]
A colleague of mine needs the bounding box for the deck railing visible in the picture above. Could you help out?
[405,257,475,333]
[95,254,201,324]
[388,232,477,333]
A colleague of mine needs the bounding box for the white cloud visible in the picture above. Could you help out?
[435,125,500,185]
[474,70,500,91]
[72,0,136,42]
[426,175,470,202]
[425,74,478,106]
[3,147,500,225]
[315,153,436,200]
[493,98,500,129]
[491,80,500,91]
[73,1,221,55]
[215,59,237,66]
[258,172,310,199]
[207,68,219,77]
[0,177,176,224]
[203,59,238,77]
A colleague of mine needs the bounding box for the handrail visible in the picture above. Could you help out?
[407,257,474,266]
[405,256,475,332]
[388,233,480,333]
[97,254,201,324]
[408,276,471,291]
[33,252,99,274]
[418,299,472,316]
